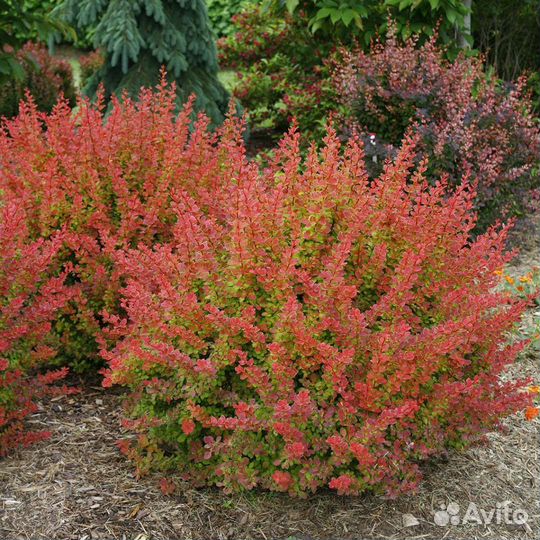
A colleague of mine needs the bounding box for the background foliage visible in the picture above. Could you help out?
[0,41,76,118]
[218,7,337,138]
[473,0,539,81]
[267,0,471,49]
[54,0,231,124]
[207,0,253,37]
[0,0,71,83]
[333,29,540,231]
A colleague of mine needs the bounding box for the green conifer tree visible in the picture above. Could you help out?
[56,0,230,124]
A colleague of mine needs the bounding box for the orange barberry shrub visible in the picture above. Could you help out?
[0,203,75,456]
[0,82,224,371]
[98,96,532,496]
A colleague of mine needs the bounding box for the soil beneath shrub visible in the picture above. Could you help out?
[1,215,538,540]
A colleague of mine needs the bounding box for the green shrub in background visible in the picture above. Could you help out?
[0,0,74,83]
[218,6,339,139]
[207,0,253,37]
[265,0,472,51]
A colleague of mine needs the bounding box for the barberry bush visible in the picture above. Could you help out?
[0,41,76,119]
[0,202,75,456]
[99,102,532,496]
[0,81,237,371]
[333,29,540,231]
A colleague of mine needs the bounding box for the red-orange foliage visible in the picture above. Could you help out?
[0,203,75,456]
[0,83,213,370]
[86,88,530,496]
[0,85,532,492]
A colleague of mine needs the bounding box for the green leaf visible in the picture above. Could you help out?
[315,7,333,19]
[446,8,458,23]
[356,5,368,17]
[5,55,25,80]
[341,8,356,26]
[309,18,325,32]
[330,9,342,24]
[0,57,12,75]
[285,0,299,14]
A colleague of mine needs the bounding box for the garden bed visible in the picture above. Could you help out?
[1,2,539,538]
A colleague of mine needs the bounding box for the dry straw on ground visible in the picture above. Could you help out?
[1,217,539,540]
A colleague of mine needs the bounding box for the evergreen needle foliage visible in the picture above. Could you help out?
[55,0,230,124]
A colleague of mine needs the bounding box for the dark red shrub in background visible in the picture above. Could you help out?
[0,42,76,119]
[94,91,532,496]
[0,203,75,456]
[79,49,105,89]
[333,29,540,230]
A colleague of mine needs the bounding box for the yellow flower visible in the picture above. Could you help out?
[504,275,515,285]
[528,386,540,395]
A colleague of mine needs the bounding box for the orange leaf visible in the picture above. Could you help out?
[525,407,539,421]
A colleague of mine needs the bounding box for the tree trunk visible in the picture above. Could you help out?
[458,0,472,48]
